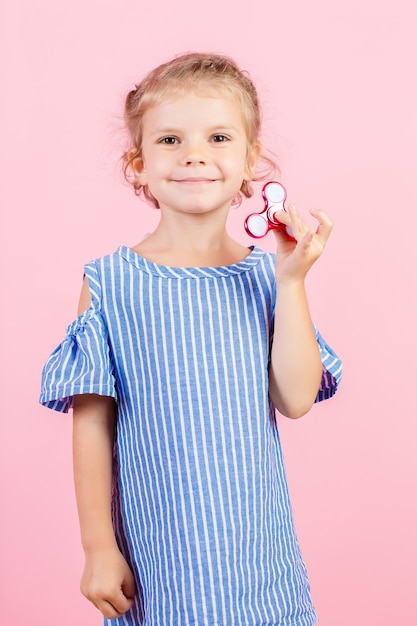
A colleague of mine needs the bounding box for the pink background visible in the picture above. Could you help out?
[1,1,416,624]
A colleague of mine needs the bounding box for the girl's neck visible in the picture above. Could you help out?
[132,217,249,268]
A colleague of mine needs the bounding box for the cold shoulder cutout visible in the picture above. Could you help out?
[39,262,117,413]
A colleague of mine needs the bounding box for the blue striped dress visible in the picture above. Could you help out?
[40,245,342,626]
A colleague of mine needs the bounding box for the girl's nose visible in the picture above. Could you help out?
[181,142,207,165]
[185,155,206,165]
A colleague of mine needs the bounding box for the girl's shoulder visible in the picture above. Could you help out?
[82,246,129,281]
[77,248,125,313]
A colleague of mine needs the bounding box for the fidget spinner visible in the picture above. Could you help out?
[244,181,294,239]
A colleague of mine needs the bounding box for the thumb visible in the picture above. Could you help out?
[112,587,135,615]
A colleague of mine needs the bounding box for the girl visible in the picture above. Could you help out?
[40,53,341,626]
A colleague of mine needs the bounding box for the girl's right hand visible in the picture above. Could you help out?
[80,546,136,619]
[272,205,333,284]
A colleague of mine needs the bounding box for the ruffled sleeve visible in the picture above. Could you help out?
[39,307,117,413]
[40,259,117,413]
[314,326,342,403]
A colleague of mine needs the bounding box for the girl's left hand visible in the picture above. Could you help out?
[272,205,333,283]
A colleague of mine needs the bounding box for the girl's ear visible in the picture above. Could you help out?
[128,149,148,185]
[244,142,261,181]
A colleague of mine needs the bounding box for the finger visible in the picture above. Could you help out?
[286,205,311,241]
[310,208,333,244]
[122,571,137,600]
[272,207,291,225]
[297,228,316,253]
[95,587,135,619]
[111,587,135,613]
[100,599,124,619]
[272,204,297,227]
[271,226,297,246]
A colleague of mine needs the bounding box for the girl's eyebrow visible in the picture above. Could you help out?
[207,124,239,131]
[148,128,182,140]
[150,123,240,137]
[151,128,180,135]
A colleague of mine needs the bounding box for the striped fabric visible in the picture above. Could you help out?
[40,245,342,626]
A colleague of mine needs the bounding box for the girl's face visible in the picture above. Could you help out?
[132,92,258,217]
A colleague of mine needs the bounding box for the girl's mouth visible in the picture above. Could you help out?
[172,177,217,184]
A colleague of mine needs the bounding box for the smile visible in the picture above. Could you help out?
[172,178,217,184]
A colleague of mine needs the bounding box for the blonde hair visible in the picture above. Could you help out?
[123,52,278,207]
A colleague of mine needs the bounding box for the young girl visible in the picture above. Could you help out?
[40,53,341,626]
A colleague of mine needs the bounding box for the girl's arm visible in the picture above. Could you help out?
[73,395,136,619]
[72,280,136,618]
[268,206,334,418]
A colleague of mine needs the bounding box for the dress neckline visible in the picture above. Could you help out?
[116,245,265,279]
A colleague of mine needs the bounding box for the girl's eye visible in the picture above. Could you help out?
[159,137,179,145]
[211,134,229,143]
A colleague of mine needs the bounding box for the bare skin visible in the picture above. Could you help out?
[73,290,136,619]
[268,204,333,417]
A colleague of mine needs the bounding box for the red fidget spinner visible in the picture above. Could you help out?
[244,181,295,240]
